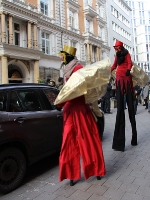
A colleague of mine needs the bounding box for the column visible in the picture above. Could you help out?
[33,23,37,50]
[87,43,90,62]
[96,47,99,62]
[99,47,101,61]
[9,15,13,44]
[1,56,8,84]
[1,13,6,43]
[27,21,32,48]
[34,60,39,83]
[90,44,92,62]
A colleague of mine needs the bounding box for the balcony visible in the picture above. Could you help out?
[83,5,98,18]
[96,15,106,25]
[66,0,80,10]
[82,29,102,41]
[68,25,80,34]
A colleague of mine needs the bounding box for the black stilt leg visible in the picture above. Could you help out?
[97,176,101,180]
[70,180,74,186]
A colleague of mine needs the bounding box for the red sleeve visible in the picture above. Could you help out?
[126,53,132,70]
[111,56,117,72]
[72,64,83,73]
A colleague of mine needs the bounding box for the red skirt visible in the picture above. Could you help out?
[59,96,106,181]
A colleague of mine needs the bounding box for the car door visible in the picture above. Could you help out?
[40,88,63,151]
[8,88,62,157]
[0,91,15,143]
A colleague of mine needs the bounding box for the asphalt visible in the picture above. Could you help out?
[1,104,150,200]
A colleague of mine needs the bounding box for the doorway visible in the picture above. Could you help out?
[8,65,23,83]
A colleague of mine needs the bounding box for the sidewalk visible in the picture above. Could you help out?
[1,104,150,200]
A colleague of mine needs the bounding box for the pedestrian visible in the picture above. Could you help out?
[143,83,149,109]
[45,78,50,85]
[56,45,106,186]
[140,87,145,106]
[49,79,56,87]
[57,77,64,90]
[110,77,116,99]
[103,82,112,114]
[111,40,137,152]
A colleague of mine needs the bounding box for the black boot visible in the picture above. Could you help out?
[131,135,137,146]
[70,180,74,186]
[97,176,101,180]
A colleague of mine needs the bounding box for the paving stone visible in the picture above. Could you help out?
[121,192,144,200]
[136,186,150,197]
[88,194,110,200]
[118,182,139,194]
[69,189,92,200]
[86,184,108,196]
[103,187,125,200]
[129,170,147,178]
[33,192,58,200]
[52,185,77,198]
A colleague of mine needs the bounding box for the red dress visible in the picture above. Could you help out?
[59,64,106,181]
[111,53,133,94]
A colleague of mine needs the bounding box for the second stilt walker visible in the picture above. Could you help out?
[111,41,138,152]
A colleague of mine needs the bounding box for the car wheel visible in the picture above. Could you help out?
[0,147,26,194]
[97,117,104,140]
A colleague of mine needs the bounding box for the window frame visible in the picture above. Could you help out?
[41,32,50,55]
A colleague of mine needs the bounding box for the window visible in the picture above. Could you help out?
[14,23,20,46]
[70,41,77,48]
[43,89,58,110]
[42,32,50,54]
[69,10,74,27]
[86,19,90,32]
[17,90,42,111]
[40,0,48,16]
[84,0,92,6]
[0,92,7,111]
[9,91,23,112]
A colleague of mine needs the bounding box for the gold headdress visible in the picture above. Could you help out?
[59,45,77,56]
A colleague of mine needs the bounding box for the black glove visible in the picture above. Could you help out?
[125,70,130,76]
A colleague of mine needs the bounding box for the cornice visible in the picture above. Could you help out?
[0,43,43,60]
[1,0,40,22]
[38,20,84,40]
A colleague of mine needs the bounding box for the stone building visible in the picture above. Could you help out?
[0,0,109,84]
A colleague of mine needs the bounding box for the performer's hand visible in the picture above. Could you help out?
[125,70,130,76]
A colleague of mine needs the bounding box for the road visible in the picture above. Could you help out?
[0,104,150,200]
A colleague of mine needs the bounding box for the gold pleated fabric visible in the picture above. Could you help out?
[54,58,111,105]
[111,62,149,87]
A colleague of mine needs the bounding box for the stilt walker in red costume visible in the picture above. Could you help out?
[111,41,138,152]
[57,45,106,186]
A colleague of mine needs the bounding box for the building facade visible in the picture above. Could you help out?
[106,0,133,63]
[125,0,150,77]
[0,0,109,84]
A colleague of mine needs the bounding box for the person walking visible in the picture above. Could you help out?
[57,77,64,90]
[143,83,149,109]
[103,82,112,114]
[111,40,137,152]
[49,79,56,87]
[56,45,106,186]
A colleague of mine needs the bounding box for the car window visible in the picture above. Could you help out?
[43,89,58,110]
[17,90,43,112]
[9,91,23,112]
[0,92,7,111]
